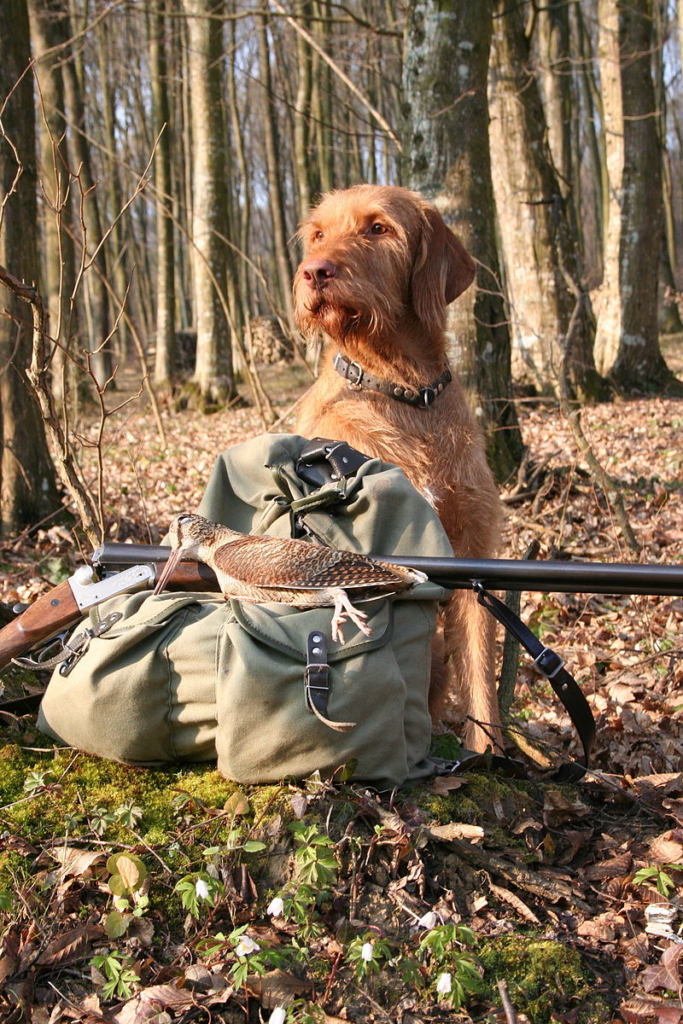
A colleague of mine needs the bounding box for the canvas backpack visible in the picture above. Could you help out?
[37,434,455,790]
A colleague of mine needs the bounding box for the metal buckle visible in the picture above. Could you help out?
[419,385,436,407]
[334,354,364,390]
[534,647,564,678]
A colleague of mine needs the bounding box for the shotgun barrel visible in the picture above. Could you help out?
[93,543,683,598]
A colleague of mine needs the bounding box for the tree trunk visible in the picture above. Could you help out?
[60,13,114,387]
[403,0,522,482]
[594,0,680,392]
[150,0,177,387]
[28,0,80,408]
[0,0,60,534]
[183,0,235,405]
[257,5,295,323]
[489,0,605,403]
[293,0,313,216]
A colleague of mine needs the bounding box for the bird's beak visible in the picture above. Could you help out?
[154,546,184,595]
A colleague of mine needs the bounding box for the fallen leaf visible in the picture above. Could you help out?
[642,944,683,993]
[49,848,106,879]
[584,853,633,880]
[36,924,102,967]
[246,969,311,1008]
[489,883,540,924]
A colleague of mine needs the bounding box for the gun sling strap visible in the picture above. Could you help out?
[1,436,597,778]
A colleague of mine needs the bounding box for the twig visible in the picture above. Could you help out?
[498,978,518,1024]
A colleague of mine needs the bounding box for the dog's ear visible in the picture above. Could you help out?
[411,205,476,332]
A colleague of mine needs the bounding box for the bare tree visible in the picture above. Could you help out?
[403,0,523,481]
[182,0,235,406]
[489,0,605,403]
[594,0,682,393]
[0,0,60,534]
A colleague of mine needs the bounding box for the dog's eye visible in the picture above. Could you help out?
[313,229,324,241]
[371,222,389,235]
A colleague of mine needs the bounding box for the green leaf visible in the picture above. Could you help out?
[104,910,131,939]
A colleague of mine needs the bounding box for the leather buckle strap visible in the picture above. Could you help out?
[304,631,356,733]
[473,582,596,775]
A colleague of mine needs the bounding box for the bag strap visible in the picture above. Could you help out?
[473,582,596,779]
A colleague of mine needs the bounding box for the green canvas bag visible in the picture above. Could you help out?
[37,434,454,790]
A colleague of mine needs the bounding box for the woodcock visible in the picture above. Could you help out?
[154,513,428,642]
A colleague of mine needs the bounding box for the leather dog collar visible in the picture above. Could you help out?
[333,352,452,409]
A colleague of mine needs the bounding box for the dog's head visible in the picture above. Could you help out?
[293,184,475,352]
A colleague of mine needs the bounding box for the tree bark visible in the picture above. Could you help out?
[183,0,235,405]
[594,0,681,392]
[28,0,80,408]
[403,0,523,482]
[0,0,60,534]
[150,0,177,387]
[257,5,295,324]
[489,0,605,403]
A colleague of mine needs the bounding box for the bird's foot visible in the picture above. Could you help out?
[331,591,372,643]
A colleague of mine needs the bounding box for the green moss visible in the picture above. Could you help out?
[478,935,610,1023]
[414,771,540,830]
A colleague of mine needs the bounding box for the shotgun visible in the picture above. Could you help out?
[2,540,683,675]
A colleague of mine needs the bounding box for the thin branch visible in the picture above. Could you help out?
[268,0,401,151]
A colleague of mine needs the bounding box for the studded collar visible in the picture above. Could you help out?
[333,352,452,409]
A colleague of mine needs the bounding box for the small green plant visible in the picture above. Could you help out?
[104,853,150,938]
[346,932,394,980]
[115,800,144,829]
[289,822,337,888]
[632,863,683,897]
[0,891,12,913]
[418,924,482,1011]
[90,950,139,1001]
[90,805,117,836]
[23,769,56,796]
[226,924,289,988]
[175,871,223,918]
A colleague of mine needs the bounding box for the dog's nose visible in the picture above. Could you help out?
[300,259,338,288]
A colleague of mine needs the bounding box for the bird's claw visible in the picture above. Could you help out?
[331,599,372,643]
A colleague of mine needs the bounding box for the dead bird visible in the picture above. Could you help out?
[154,512,428,642]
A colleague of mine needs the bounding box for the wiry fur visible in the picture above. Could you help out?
[294,184,504,753]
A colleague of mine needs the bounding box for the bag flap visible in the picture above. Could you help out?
[228,598,394,662]
[91,590,224,636]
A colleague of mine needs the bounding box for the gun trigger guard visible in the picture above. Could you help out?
[58,612,123,676]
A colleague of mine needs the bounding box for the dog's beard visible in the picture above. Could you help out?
[295,290,396,345]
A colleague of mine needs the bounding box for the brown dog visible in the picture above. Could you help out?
[293,184,503,753]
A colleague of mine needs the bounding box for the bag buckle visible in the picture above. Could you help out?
[59,612,123,677]
[304,631,356,733]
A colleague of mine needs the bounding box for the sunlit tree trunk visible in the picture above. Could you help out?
[489,0,604,402]
[183,0,235,405]
[150,0,176,387]
[257,6,295,323]
[28,0,80,407]
[0,0,60,533]
[293,0,313,215]
[594,0,680,391]
[403,0,522,481]
[60,10,114,386]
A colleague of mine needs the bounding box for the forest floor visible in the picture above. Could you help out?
[2,347,683,1023]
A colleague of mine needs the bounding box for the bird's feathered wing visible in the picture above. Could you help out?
[209,534,424,593]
